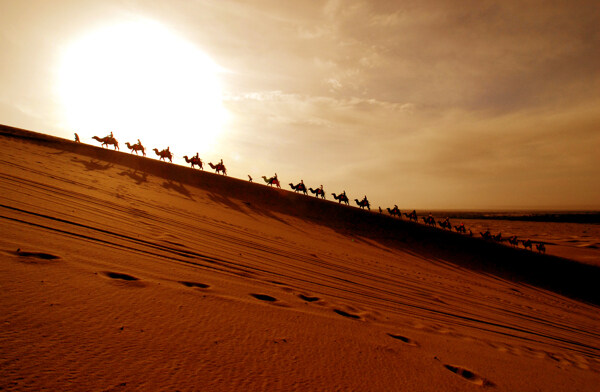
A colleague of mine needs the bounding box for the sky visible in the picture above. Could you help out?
[1,0,599,210]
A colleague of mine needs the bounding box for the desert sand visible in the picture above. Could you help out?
[1,125,599,391]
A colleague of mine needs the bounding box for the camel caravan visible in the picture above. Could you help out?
[85,131,547,255]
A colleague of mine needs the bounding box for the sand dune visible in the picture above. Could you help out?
[1,124,599,391]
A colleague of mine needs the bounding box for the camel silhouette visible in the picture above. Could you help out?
[354,198,370,210]
[183,155,203,169]
[480,231,492,240]
[289,182,308,195]
[508,236,519,247]
[522,239,533,250]
[92,136,119,150]
[125,142,146,156]
[331,193,349,205]
[309,187,326,199]
[153,148,172,162]
[262,176,281,188]
[454,224,466,233]
[387,206,400,217]
[403,211,418,222]
[536,242,546,254]
[208,162,227,175]
[422,216,436,226]
[437,219,452,230]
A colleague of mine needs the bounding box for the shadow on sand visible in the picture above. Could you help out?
[119,169,148,185]
[71,157,113,171]
[162,180,194,200]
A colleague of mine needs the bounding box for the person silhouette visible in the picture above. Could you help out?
[74,133,80,143]
[137,139,141,146]
[248,175,253,182]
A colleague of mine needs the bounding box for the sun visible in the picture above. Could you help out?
[57,19,226,159]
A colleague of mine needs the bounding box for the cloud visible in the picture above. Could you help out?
[1,0,598,208]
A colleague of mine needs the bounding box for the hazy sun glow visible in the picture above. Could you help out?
[58,19,226,158]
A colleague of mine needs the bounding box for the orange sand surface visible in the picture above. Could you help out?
[1,125,599,391]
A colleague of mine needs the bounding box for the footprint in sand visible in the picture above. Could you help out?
[443,364,494,387]
[179,281,210,289]
[333,309,362,320]
[250,293,278,302]
[387,333,419,347]
[298,294,320,303]
[13,248,60,262]
[103,271,145,287]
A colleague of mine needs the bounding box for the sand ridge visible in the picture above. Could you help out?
[1,125,599,391]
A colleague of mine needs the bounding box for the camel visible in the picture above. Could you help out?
[536,242,546,254]
[153,148,172,163]
[454,224,466,233]
[262,176,281,188]
[508,236,519,247]
[125,142,146,156]
[403,211,418,222]
[492,232,502,242]
[92,136,119,150]
[331,193,349,205]
[438,219,452,230]
[289,182,308,195]
[522,239,533,250]
[183,155,203,169]
[208,162,227,175]
[309,187,326,199]
[387,206,401,217]
[480,231,492,240]
[354,198,370,210]
[422,216,436,227]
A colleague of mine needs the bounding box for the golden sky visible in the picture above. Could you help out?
[1,0,599,210]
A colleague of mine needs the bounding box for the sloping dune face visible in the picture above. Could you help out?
[1,126,599,391]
